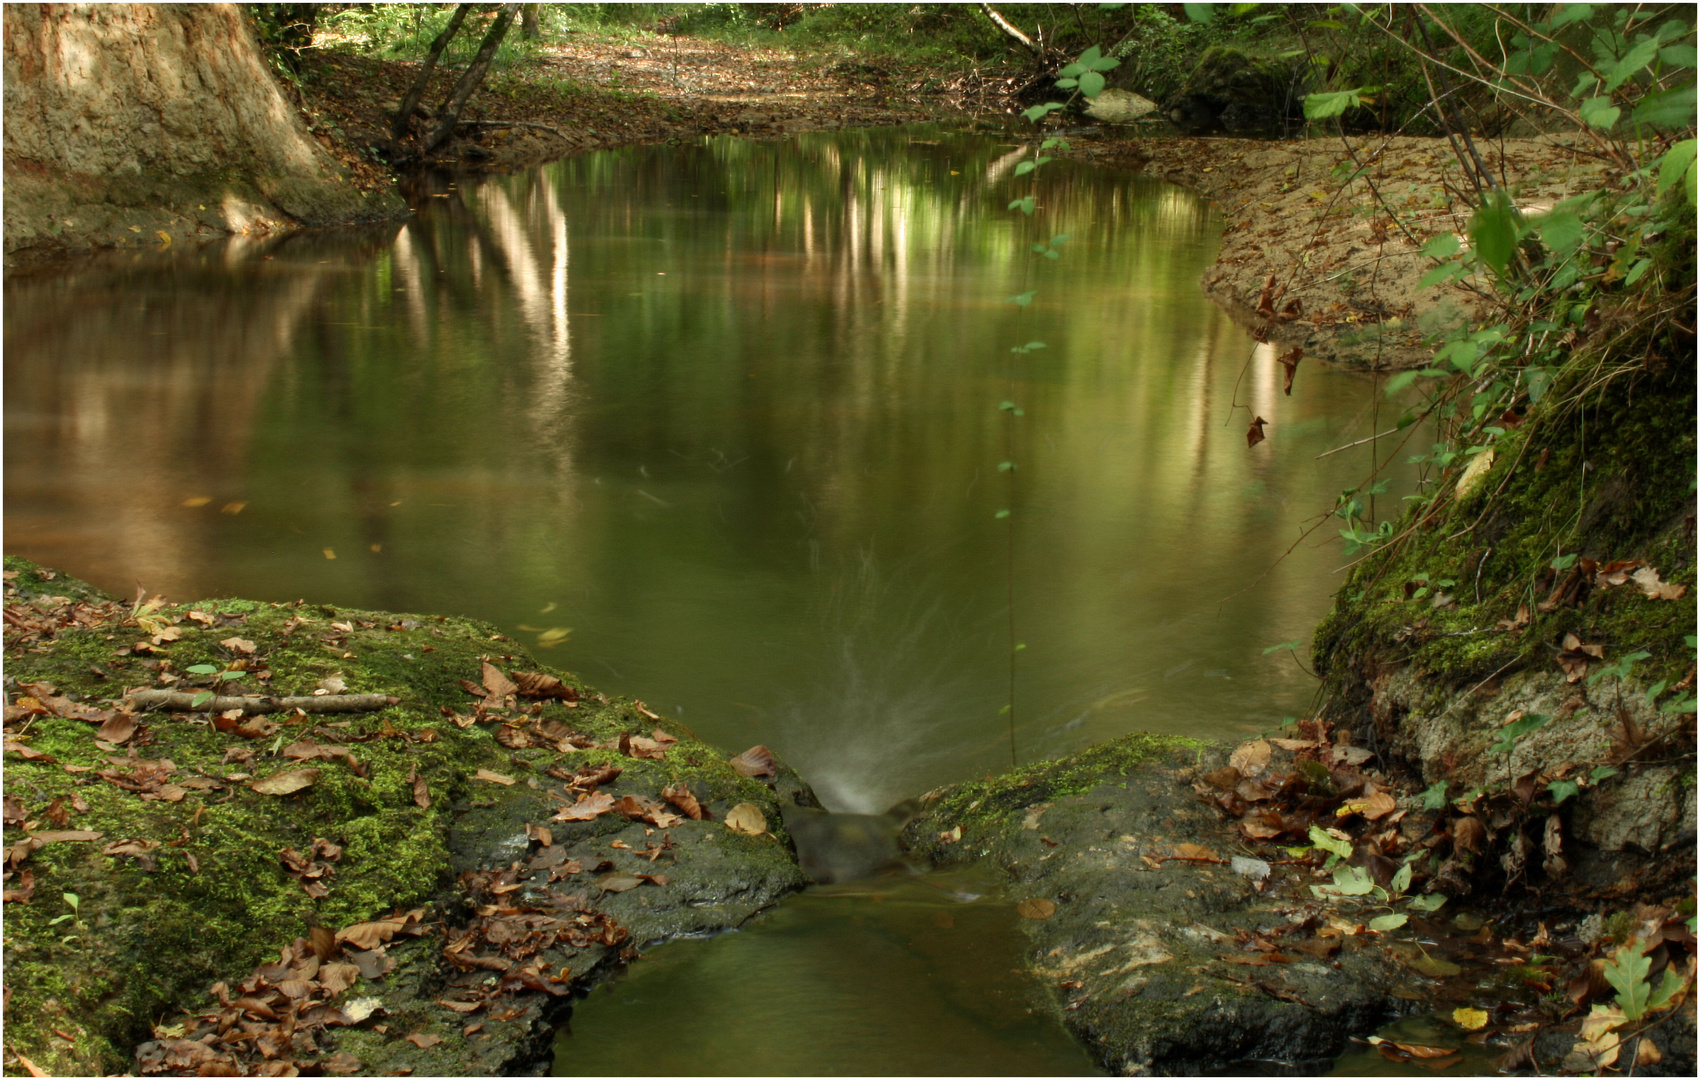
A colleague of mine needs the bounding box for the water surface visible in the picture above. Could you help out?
[5,124,1410,813]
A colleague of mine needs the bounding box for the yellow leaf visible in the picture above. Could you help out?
[1452,1007,1488,1031]
[723,803,767,835]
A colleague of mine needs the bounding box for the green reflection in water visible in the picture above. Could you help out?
[554,867,1099,1076]
[3,124,1419,815]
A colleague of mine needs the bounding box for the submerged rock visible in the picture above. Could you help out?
[900,734,1412,1075]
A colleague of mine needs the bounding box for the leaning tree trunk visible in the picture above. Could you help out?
[392,2,472,142]
[423,2,520,154]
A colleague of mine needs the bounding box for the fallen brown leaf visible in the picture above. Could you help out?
[1017,898,1057,920]
[404,1033,441,1049]
[729,745,777,778]
[249,768,320,796]
[473,769,515,786]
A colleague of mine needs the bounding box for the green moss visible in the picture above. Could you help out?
[1,561,788,1074]
[1314,352,1697,697]
[907,733,1211,856]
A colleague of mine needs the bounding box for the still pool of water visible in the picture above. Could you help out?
[4,123,1411,813]
[6,123,1419,1075]
[555,865,1099,1076]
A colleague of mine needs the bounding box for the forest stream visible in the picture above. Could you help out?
[5,124,1426,1075]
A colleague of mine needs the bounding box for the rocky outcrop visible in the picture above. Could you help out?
[2,4,403,264]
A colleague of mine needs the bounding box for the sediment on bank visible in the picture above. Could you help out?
[1067,132,1623,370]
[0,558,809,1077]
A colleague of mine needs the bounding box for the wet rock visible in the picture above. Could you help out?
[1087,89,1159,125]
[901,734,1411,1074]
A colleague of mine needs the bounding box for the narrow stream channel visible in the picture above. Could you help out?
[4,123,1421,1074]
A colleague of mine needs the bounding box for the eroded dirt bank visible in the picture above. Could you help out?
[1069,131,1622,369]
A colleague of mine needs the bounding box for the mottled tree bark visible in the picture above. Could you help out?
[392,2,473,142]
[423,2,521,154]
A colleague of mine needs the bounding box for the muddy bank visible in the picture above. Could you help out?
[1,558,809,1076]
[1069,132,1621,370]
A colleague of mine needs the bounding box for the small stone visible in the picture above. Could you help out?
[1229,856,1270,881]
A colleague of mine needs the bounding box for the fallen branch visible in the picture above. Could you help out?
[127,691,399,715]
[455,119,565,136]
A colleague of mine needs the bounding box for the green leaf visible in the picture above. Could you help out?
[994,509,1011,520]
[1552,4,1596,29]
[1329,865,1376,896]
[1604,37,1661,92]
[1489,712,1552,756]
[1079,70,1107,99]
[1020,102,1066,124]
[1309,19,1348,30]
[1549,778,1582,804]
[1657,139,1697,204]
[1004,291,1036,307]
[1525,365,1554,404]
[1659,43,1697,68]
[1534,210,1585,255]
[1014,161,1036,177]
[1418,260,1469,289]
[190,691,215,708]
[1579,94,1622,130]
[1182,3,1215,23]
[997,461,1016,472]
[1385,370,1420,395]
[1421,233,1461,258]
[1262,640,1301,655]
[1008,195,1036,216]
[1308,825,1353,861]
[186,664,219,675]
[1647,965,1686,1012]
[1418,780,1447,811]
[1391,862,1412,896]
[1468,189,1521,276]
[1591,765,1620,783]
[1603,940,1654,1021]
[1304,89,1360,120]
[1632,83,1697,129]
[1408,893,1448,913]
[1369,912,1409,932]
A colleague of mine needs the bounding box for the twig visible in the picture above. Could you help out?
[1316,427,1402,459]
[127,691,399,715]
[455,119,565,136]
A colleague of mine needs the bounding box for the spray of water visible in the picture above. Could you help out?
[775,547,984,814]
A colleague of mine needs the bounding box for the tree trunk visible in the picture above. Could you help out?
[392,2,473,142]
[423,2,520,154]
[520,3,541,40]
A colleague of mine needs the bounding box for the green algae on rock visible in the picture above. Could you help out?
[1,558,806,1076]
[900,734,1413,1075]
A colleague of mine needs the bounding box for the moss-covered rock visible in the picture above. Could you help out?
[1312,326,1696,897]
[1,559,805,1076]
[899,734,1413,1074]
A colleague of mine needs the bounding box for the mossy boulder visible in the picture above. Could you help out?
[899,734,1411,1074]
[1,558,805,1076]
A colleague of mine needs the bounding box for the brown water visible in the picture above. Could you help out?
[6,124,1417,1074]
